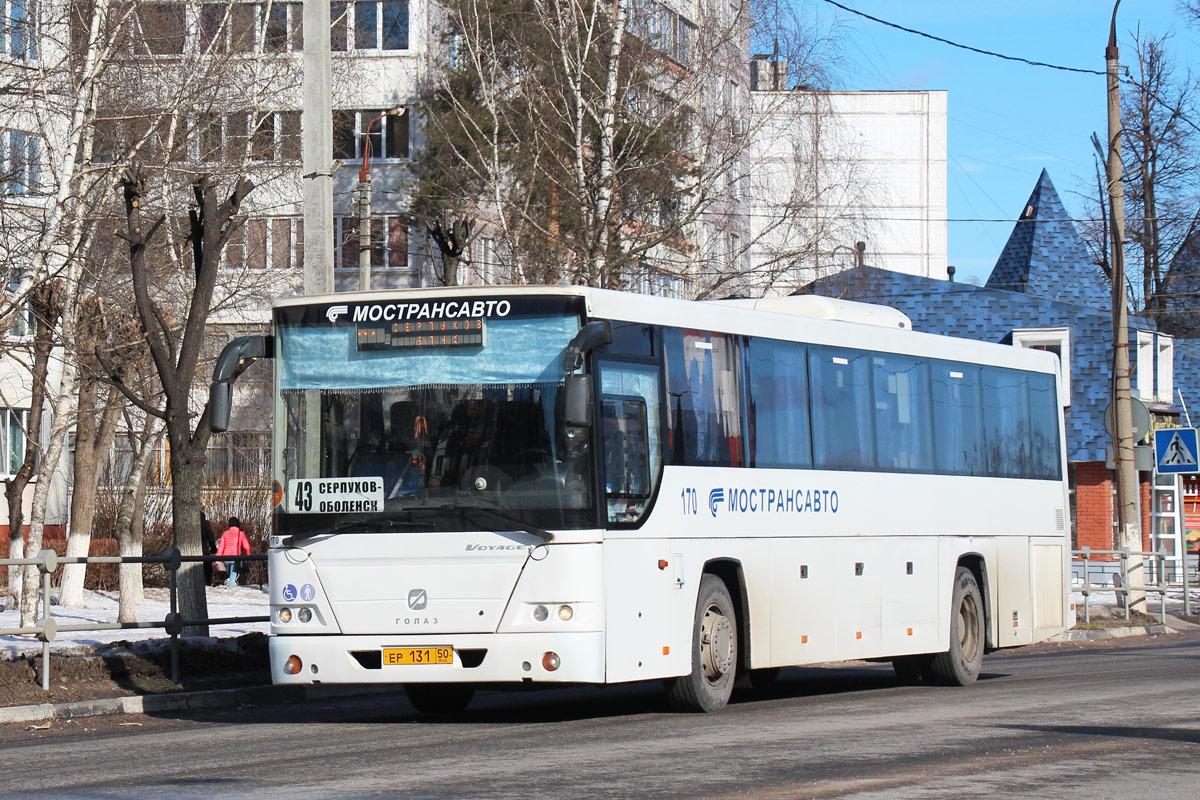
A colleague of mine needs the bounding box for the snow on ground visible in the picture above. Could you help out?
[0,585,269,658]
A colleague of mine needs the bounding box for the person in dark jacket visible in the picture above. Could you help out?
[201,512,217,585]
[216,517,251,587]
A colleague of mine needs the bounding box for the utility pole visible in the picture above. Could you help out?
[1105,0,1145,609]
[302,0,334,296]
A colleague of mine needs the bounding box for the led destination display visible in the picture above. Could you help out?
[357,318,486,350]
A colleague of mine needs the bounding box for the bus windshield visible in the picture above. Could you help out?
[274,301,595,535]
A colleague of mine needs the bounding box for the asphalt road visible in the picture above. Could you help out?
[1,632,1197,800]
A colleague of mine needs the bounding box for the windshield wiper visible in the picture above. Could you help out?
[281,515,434,546]
[451,501,554,544]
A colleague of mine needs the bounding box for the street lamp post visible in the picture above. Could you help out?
[358,106,404,292]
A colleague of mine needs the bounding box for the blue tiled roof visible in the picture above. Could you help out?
[986,170,1112,307]
[1165,222,1200,338]
[1176,340,1200,419]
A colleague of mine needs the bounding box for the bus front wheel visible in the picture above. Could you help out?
[666,574,737,712]
[404,682,475,715]
[929,566,984,686]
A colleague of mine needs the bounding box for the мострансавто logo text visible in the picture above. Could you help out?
[701,487,839,518]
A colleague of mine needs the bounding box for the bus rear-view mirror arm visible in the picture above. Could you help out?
[210,335,274,433]
[562,321,610,427]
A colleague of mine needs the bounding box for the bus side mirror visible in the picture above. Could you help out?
[563,374,593,427]
[210,382,233,433]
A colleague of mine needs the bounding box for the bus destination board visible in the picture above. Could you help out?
[357,318,486,351]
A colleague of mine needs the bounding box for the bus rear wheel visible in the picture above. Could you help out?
[404,683,475,715]
[666,575,737,712]
[929,566,984,686]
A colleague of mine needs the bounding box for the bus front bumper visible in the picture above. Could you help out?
[270,632,606,685]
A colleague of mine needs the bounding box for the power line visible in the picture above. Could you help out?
[820,0,1105,76]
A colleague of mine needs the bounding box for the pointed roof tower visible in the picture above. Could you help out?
[986,170,1111,308]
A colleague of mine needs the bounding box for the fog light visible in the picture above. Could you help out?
[542,652,560,671]
[533,605,549,622]
[278,608,292,624]
[284,655,302,675]
[557,605,573,621]
[298,607,313,623]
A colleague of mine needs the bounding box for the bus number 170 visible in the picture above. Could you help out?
[681,487,698,516]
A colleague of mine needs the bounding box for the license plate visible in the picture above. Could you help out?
[382,646,454,666]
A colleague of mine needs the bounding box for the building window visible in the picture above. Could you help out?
[332,108,409,161]
[224,217,302,271]
[630,0,694,66]
[1157,334,1174,405]
[1137,330,1154,403]
[195,110,300,163]
[1012,327,1071,407]
[137,2,186,55]
[4,0,37,61]
[197,3,302,54]
[1,129,39,195]
[205,430,271,485]
[0,408,29,477]
[331,1,408,52]
[4,282,35,340]
[335,215,409,270]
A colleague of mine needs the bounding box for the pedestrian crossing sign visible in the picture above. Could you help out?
[1154,427,1199,474]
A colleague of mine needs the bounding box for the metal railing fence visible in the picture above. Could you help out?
[0,549,268,691]
[1073,546,1196,624]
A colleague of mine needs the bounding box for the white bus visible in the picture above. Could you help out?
[210,286,1070,713]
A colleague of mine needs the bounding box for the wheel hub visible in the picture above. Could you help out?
[700,605,733,683]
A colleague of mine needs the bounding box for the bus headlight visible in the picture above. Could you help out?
[298,607,313,623]
[557,605,574,621]
[533,605,549,622]
[278,608,292,624]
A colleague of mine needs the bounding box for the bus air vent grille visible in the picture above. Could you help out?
[1055,508,1065,531]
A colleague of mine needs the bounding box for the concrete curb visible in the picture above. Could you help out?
[0,683,400,726]
[1048,624,1172,642]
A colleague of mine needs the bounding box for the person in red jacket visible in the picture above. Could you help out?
[216,517,251,587]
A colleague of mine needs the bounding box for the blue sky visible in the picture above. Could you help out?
[800,0,1199,285]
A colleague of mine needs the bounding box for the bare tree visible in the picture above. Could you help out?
[2,283,62,608]
[110,166,253,636]
[1080,27,1200,322]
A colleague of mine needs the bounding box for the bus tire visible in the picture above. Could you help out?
[891,655,933,685]
[666,575,737,712]
[929,567,984,686]
[404,683,475,715]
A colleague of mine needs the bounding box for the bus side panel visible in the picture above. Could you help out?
[834,539,884,661]
[603,538,693,684]
[1031,536,1069,642]
[768,538,838,666]
[880,537,940,656]
[996,537,1035,647]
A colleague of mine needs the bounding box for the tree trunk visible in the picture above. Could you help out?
[4,284,61,609]
[118,421,162,623]
[20,363,81,627]
[59,383,122,607]
[168,422,209,636]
